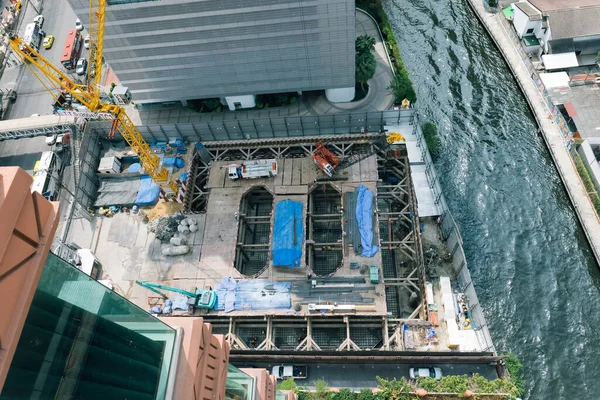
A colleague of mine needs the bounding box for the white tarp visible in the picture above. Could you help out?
[539,72,570,89]
[542,52,579,70]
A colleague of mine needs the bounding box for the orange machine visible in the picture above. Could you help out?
[312,141,339,177]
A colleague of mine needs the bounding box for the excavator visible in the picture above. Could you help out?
[8,0,179,196]
[136,281,217,311]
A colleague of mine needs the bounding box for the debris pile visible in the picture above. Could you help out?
[148,213,185,243]
[149,215,199,256]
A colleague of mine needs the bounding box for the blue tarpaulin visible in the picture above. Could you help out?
[356,184,379,257]
[272,200,303,267]
[214,277,291,311]
[135,176,160,206]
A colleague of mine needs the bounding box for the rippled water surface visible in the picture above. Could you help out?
[383,0,600,397]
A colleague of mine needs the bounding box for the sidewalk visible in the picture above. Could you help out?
[466,0,600,263]
[126,9,395,126]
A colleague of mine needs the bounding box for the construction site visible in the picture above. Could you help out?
[7,109,485,357]
[0,0,498,367]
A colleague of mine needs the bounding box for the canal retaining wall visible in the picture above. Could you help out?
[466,0,600,265]
[411,115,496,352]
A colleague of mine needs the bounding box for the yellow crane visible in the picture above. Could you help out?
[8,0,178,195]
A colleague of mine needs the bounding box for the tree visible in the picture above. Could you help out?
[387,71,417,104]
[356,35,376,54]
[355,35,377,90]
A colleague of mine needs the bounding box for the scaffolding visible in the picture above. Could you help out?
[306,184,343,276]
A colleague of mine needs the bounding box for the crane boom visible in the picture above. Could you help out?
[87,0,106,94]
[8,37,177,195]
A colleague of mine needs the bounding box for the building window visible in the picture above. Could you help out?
[526,28,534,34]
[1,253,177,399]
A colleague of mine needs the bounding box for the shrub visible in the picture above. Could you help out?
[357,388,374,400]
[421,122,442,158]
[334,388,355,400]
[504,354,525,398]
[388,72,416,104]
[278,378,299,393]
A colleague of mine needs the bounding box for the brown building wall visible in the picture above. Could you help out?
[0,167,60,391]
[161,317,230,400]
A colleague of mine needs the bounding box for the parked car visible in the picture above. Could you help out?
[75,18,84,31]
[75,58,87,76]
[271,365,308,380]
[33,15,44,28]
[409,367,443,380]
[84,34,90,49]
[42,35,54,49]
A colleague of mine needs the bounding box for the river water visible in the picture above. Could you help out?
[383,0,600,398]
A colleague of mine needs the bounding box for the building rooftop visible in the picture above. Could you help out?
[514,2,542,19]
[546,8,600,38]
[528,0,600,11]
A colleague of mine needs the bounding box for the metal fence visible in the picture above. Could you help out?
[99,110,414,143]
[412,114,496,352]
[497,14,574,150]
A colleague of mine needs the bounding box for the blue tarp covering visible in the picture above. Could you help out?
[214,277,291,312]
[135,176,160,206]
[356,184,379,257]
[272,200,303,267]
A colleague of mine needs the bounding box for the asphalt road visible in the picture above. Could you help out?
[232,362,499,390]
[5,0,80,119]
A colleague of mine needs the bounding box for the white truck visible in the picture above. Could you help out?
[227,159,278,180]
[23,22,43,52]
[271,365,307,380]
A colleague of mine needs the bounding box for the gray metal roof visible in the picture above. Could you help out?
[528,0,600,11]
[548,8,600,39]
[514,2,542,19]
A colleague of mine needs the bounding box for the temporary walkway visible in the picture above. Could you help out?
[385,122,441,217]
[467,0,600,263]
[0,115,76,141]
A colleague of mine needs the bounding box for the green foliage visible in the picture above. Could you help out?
[356,52,377,87]
[412,374,522,399]
[415,377,439,392]
[504,354,525,397]
[255,92,298,109]
[387,71,416,104]
[573,151,600,216]
[298,391,311,400]
[355,35,377,87]
[356,35,376,54]
[357,388,374,400]
[278,378,299,393]
[421,122,442,158]
[187,98,223,113]
[487,0,498,7]
[376,377,412,400]
[334,388,356,400]
[438,375,469,394]
[313,380,329,400]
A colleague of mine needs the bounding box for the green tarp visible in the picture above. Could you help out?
[502,6,514,19]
